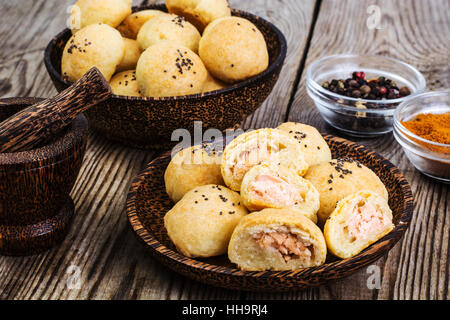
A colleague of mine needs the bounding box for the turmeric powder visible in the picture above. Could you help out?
[401,112,450,145]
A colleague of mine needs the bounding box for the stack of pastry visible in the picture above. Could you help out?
[61,0,270,97]
[163,123,394,271]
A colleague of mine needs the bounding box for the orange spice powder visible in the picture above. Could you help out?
[401,112,450,145]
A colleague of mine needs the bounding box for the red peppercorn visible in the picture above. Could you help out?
[355,72,365,80]
[379,86,387,95]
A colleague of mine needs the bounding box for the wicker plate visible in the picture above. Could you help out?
[126,135,413,291]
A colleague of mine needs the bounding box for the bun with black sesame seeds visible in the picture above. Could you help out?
[110,70,141,97]
[277,122,332,167]
[61,23,125,82]
[199,16,269,83]
[165,0,231,32]
[304,158,389,226]
[70,0,131,33]
[137,14,201,52]
[164,143,224,203]
[117,9,168,39]
[136,41,207,97]
[164,184,248,258]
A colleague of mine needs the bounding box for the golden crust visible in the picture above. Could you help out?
[277,122,332,167]
[117,9,168,39]
[199,17,268,83]
[165,0,231,32]
[164,184,248,258]
[228,208,327,271]
[116,38,142,72]
[304,158,388,226]
[61,24,125,82]
[164,143,224,202]
[136,42,207,97]
[202,72,227,93]
[70,0,131,32]
[324,190,394,259]
[109,70,141,97]
[240,163,319,223]
[137,14,201,52]
[221,128,309,191]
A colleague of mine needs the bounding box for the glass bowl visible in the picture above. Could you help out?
[394,91,450,183]
[306,54,426,137]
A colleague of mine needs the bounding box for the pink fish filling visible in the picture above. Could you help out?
[255,232,313,262]
[232,147,272,180]
[250,174,302,206]
[347,201,391,240]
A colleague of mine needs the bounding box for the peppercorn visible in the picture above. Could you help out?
[399,86,411,96]
[360,85,371,94]
[322,71,411,104]
[351,90,361,98]
[349,79,359,88]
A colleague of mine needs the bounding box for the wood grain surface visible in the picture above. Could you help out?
[0,0,448,300]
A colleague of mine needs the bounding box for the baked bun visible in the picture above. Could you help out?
[324,190,394,259]
[137,14,201,52]
[109,70,140,97]
[116,38,142,72]
[199,17,269,83]
[61,24,125,82]
[304,158,389,226]
[164,184,248,258]
[117,9,167,39]
[202,72,226,93]
[70,0,131,32]
[240,163,319,223]
[228,208,327,271]
[221,128,308,191]
[136,42,207,97]
[165,0,231,32]
[165,143,224,203]
[277,122,332,167]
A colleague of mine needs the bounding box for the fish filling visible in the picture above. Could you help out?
[254,231,313,262]
[347,200,391,241]
[249,174,303,206]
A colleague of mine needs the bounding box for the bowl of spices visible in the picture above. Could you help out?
[394,91,450,183]
[306,54,426,137]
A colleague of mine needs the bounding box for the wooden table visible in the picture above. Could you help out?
[0,0,448,300]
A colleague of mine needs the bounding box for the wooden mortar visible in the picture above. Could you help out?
[0,97,88,255]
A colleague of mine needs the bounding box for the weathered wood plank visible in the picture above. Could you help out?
[278,0,449,300]
[231,0,318,130]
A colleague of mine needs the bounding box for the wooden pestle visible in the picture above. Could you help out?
[0,67,111,153]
